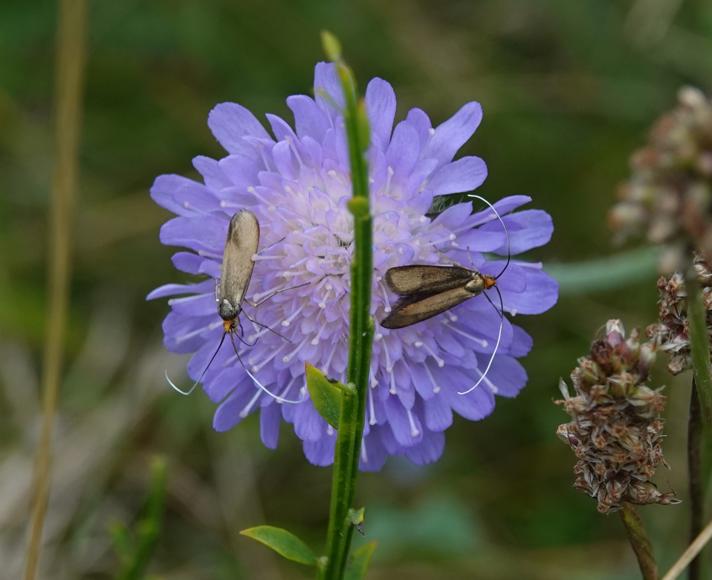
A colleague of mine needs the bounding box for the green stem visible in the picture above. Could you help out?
[686,271,712,424]
[320,51,373,579]
[620,503,658,580]
[688,381,703,580]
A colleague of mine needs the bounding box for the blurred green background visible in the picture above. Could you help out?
[2,0,711,578]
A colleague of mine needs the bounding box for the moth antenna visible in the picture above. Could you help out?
[468,194,511,279]
[458,286,504,395]
[165,331,228,396]
[228,333,306,405]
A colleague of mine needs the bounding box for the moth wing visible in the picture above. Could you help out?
[380,286,474,329]
[385,265,473,296]
[219,210,260,306]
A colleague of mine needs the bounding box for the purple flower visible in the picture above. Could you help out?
[148,63,558,471]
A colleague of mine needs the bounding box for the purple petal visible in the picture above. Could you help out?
[303,432,336,466]
[423,395,453,431]
[428,156,488,195]
[404,430,445,465]
[423,102,483,164]
[509,325,533,357]
[314,62,344,115]
[471,195,531,225]
[384,395,423,447]
[287,95,331,141]
[365,78,396,148]
[147,280,214,301]
[499,209,554,254]
[487,355,527,397]
[208,103,272,156]
[260,403,281,449]
[498,263,559,315]
[294,401,326,442]
[159,214,228,253]
[386,122,420,178]
[213,388,260,432]
[218,154,261,190]
[405,108,432,147]
[193,156,232,190]
[360,431,388,471]
[266,113,297,142]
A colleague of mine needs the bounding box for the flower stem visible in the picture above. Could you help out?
[685,271,712,424]
[320,50,373,579]
[24,0,87,578]
[620,503,658,580]
[688,379,703,580]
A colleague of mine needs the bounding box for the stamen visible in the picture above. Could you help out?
[406,408,420,438]
[423,363,441,394]
[361,439,368,464]
[250,344,286,373]
[368,386,377,426]
[444,324,489,348]
[323,341,339,372]
[281,302,307,327]
[378,281,392,313]
[282,336,309,363]
[240,389,262,418]
[416,341,445,367]
[384,165,394,195]
[175,320,223,344]
[251,254,287,262]
[168,293,209,305]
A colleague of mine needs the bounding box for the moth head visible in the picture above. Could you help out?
[219,298,240,321]
[464,275,486,294]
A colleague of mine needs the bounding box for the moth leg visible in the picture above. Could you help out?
[254,236,286,257]
[241,309,292,342]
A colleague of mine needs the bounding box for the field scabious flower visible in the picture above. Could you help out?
[148,63,558,470]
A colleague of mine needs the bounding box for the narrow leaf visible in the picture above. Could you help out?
[305,363,346,429]
[344,541,378,580]
[240,525,317,566]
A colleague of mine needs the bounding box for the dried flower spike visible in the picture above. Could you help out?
[609,87,712,272]
[556,320,679,513]
[647,254,712,375]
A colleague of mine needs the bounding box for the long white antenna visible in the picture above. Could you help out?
[468,194,511,279]
[229,334,307,405]
[458,286,504,395]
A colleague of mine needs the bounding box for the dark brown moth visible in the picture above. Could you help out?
[380,194,509,395]
[166,210,303,403]
[380,265,497,329]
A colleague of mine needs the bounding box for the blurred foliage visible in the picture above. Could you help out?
[2,0,711,578]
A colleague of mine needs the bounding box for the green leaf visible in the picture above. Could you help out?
[240,525,317,566]
[305,363,347,429]
[344,541,377,580]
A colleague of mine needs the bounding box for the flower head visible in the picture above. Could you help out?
[148,63,558,470]
[609,86,712,271]
[556,320,678,513]
[647,254,712,374]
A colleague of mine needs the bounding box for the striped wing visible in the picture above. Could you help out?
[380,286,474,329]
[219,210,260,307]
[385,265,474,296]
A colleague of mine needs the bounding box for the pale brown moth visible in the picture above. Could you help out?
[165,210,304,403]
